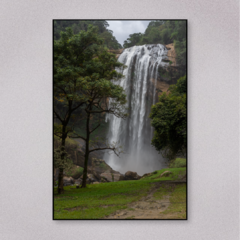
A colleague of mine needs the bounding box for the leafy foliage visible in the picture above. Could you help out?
[150,76,187,160]
[54,25,127,190]
[54,20,122,49]
[169,158,186,168]
[54,148,73,171]
[123,20,186,65]
[65,166,84,179]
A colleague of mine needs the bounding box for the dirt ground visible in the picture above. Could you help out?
[104,181,185,219]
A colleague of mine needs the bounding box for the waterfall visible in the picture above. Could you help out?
[105,44,169,175]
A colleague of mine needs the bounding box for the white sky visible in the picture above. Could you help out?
[107,20,151,46]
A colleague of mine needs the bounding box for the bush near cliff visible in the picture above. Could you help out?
[150,76,187,160]
[169,158,186,168]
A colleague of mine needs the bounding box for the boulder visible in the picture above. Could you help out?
[79,174,99,184]
[119,174,126,181]
[112,173,121,182]
[160,171,173,177]
[100,176,109,183]
[100,172,113,182]
[92,170,101,181]
[100,172,121,182]
[74,178,82,185]
[125,171,141,180]
[63,176,75,186]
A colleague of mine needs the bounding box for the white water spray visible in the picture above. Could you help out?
[105,44,169,175]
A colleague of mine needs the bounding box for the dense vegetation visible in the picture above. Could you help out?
[123,20,186,65]
[150,75,187,160]
[54,25,127,192]
[54,20,122,49]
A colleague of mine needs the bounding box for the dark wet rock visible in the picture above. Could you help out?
[125,171,141,180]
[119,174,126,181]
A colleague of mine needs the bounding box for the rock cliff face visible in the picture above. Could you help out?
[108,49,124,59]
[165,43,177,66]
[155,43,185,96]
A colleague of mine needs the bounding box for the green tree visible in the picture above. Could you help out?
[122,20,186,66]
[54,26,102,193]
[123,33,142,48]
[69,46,128,188]
[54,26,127,192]
[150,76,187,160]
[54,20,122,49]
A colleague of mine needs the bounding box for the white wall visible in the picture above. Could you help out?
[0,0,239,239]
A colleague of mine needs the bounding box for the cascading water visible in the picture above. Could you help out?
[105,44,169,175]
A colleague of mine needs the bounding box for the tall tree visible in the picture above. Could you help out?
[54,26,127,192]
[72,49,128,187]
[54,26,102,193]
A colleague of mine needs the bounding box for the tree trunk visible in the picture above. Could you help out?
[58,168,64,194]
[57,126,66,194]
[81,112,90,188]
[81,150,89,188]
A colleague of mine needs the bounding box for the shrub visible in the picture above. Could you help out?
[71,167,84,179]
[169,158,186,168]
[65,166,84,179]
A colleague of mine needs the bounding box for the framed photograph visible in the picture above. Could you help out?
[53,19,187,220]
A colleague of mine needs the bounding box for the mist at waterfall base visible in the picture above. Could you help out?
[104,44,169,176]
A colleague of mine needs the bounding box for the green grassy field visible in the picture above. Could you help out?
[54,167,186,219]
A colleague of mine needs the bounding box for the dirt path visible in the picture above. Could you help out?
[104,181,182,219]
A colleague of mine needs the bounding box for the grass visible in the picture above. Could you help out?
[153,185,172,200]
[54,180,152,219]
[169,158,186,168]
[54,167,186,219]
[161,183,186,219]
[140,167,186,181]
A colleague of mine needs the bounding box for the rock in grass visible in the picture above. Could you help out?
[141,173,152,179]
[125,171,141,180]
[63,176,75,186]
[160,171,173,177]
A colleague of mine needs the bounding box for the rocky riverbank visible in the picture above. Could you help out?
[54,157,142,187]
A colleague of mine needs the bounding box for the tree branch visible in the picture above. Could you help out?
[90,123,100,134]
[70,101,86,113]
[54,110,63,123]
[89,146,120,156]
[54,133,62,138]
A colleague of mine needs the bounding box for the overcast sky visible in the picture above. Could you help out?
[107,21,151,46]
